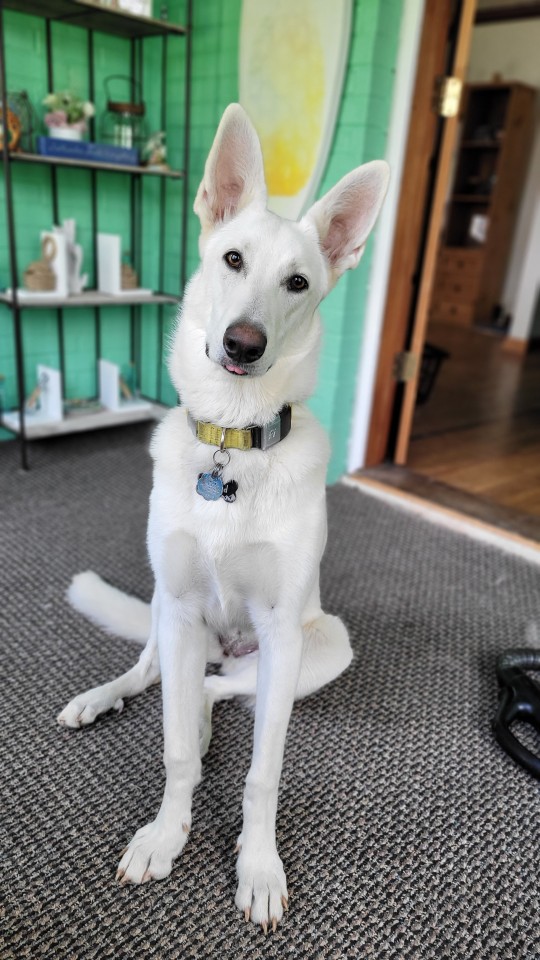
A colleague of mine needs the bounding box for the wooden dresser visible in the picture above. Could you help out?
[430,82,536,329]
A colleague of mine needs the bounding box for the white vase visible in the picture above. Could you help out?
[49,126,83,142]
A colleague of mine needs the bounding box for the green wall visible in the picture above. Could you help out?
[0,0,402,479]
[0,0,187,426]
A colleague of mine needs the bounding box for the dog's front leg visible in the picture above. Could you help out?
[235,615,303,931]
[117,587,207,885]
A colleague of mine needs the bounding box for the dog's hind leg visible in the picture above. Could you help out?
[199,655,258,756]
[199,615,351,759]
[296,612,352,698]
[57,593,161,729]
[203,612,352,707]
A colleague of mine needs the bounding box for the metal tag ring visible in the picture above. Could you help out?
[213,448,231,470]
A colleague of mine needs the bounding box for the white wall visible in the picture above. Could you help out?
[511,196,540,340]
[348,0,425,471]
[467,19,540,341]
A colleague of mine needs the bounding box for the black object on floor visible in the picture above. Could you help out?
[493,649,540,780]
[416,342,450,405]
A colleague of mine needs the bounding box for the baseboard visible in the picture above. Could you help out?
[343,475,540,566]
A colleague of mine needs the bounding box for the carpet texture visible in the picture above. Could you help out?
[2,425,540,959]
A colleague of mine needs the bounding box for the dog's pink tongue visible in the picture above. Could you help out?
[225,363,247,375]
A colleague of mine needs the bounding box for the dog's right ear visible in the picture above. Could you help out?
[194,104,267,245]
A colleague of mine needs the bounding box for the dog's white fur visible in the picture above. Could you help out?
[58,104,389,931]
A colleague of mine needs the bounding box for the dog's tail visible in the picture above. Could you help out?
[67,571,151,644]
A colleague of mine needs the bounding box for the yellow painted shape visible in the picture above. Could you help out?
[243,1,325,196]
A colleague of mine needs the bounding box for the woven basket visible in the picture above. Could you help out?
[24,260,56,291]
[121,263,138,290]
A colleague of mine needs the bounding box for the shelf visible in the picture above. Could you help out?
[2,401,166,439]
[0,0,191,468]
[3,0,186,38]
[451,194,492,204]
[0,290,178,308]
[5,151,184,179]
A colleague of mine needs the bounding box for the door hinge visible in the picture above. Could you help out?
[393,350,418,383]
[433,75,463,118]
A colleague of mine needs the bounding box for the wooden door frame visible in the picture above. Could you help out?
[394,0,477,463]
[365,0,476,467]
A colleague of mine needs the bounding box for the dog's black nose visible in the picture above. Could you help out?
[223,323,267,364]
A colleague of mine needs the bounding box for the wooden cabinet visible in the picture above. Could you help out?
[430,82,536,329]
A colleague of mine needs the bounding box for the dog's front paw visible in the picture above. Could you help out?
[235,846,288,932]
[116,819,190,885]
[57,691,124,728]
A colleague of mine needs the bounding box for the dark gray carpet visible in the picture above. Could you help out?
[2,425,540,959]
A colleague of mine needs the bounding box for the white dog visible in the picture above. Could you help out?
[58,104,389,932]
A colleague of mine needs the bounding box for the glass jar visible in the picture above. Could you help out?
[99,76,147,153]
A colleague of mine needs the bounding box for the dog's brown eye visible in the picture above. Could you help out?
[287,274,309,292]
[224,250,243,270]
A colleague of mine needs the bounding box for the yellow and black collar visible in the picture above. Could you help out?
[187,404,292,451]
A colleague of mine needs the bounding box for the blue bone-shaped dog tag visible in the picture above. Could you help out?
[196,471,223,501]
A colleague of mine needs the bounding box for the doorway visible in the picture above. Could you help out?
[365,0,540,527]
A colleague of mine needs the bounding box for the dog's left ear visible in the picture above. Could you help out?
[302,160,389,283]
[194,103,267,244]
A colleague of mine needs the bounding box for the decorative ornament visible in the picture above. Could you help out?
[23,235,57,292]
[25,369,50,413]
[63,219,88,295]
[0,105,21,152]
[142,130,168,169]
[43,89,94,141]
[121,260,138,289]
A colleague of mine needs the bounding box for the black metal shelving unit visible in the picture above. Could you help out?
[0,0,192,468]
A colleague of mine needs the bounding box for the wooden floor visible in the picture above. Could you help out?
[407,322,540,517]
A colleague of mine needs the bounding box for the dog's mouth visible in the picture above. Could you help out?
[205,344,267,377]
[222,361,248,376]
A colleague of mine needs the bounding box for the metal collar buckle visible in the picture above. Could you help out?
[260,414,282,451]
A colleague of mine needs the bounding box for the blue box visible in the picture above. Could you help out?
[36,136,140,167]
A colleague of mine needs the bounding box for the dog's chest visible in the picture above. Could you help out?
[148,407,329,613]
[151,408,322,536]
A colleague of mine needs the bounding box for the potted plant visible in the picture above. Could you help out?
[43,91,94,141]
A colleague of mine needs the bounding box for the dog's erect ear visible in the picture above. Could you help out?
[302,161,389,282]
[194,103,267,240]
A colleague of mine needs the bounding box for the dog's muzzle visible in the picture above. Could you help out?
[223,322,267,372]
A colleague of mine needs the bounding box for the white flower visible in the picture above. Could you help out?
[83,102,95,118]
